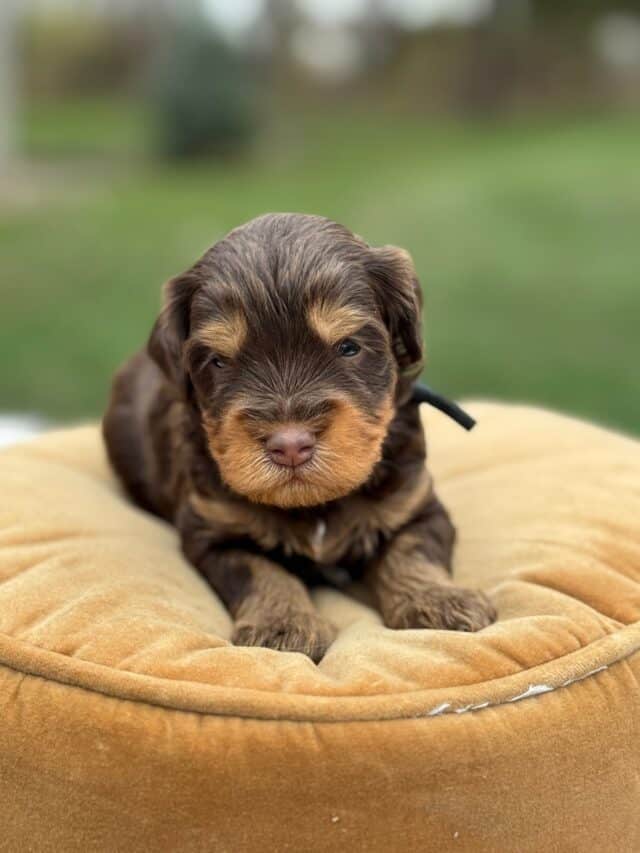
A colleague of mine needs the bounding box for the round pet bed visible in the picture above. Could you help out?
[0,403,638,852]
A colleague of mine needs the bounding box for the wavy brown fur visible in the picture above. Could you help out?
[103,214,495,660]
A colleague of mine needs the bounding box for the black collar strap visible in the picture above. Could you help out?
[411,382,476,432]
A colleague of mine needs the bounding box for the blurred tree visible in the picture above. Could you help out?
[149,22,261,159]
[457,0,529,115]
[531,0,640,23]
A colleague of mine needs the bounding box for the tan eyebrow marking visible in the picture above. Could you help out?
[307,301,369,345]
[195,311,248,358]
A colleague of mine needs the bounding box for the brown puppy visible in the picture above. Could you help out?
[103,213,495,661]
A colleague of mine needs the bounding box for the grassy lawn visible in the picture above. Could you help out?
[1,102,639,434]
[21,96,151,159]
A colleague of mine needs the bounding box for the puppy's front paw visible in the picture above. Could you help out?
[232,613,336,662]
[384,585,496,633]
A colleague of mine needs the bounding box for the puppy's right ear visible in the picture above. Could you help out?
[365,245,424,403]
[147,272,199,395]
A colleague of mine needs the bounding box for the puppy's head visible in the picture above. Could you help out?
[149,214,423,508]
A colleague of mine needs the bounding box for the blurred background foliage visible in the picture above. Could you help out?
[1,0,639,433]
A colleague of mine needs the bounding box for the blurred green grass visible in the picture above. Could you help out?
[22,96,149,158]
[1,101,639,433]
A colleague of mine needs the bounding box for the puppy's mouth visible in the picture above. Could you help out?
[253,443,348,505]
[277,461,314,478]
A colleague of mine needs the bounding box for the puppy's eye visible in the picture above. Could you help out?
[337,339,361,357]
[210,355,226,369]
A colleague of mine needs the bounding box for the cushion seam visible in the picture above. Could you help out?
[0,629,638,723]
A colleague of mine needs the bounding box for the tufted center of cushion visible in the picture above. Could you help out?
[0,403,639,721]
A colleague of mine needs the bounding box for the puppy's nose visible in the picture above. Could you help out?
[266,427,315,468]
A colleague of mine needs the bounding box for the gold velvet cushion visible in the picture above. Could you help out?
[1,403,639,852]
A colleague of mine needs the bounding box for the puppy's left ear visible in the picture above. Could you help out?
[366,245,424,401]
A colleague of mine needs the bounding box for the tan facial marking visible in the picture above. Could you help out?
[196,311,247,358]
[307,301,370,346]
[204,395,395,509]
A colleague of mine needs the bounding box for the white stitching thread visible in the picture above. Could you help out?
[422,664,610,717]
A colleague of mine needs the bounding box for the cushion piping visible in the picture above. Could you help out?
[0,621,638,722]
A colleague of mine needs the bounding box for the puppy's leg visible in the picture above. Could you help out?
[214,551,335,662]
[366,495,496,632]
[179,514,334,661]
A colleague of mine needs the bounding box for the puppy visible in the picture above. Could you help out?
[103,213,496,661]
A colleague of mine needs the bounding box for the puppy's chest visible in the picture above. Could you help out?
[190,467,431,572]
[283,512,382,567]
[191,491,386,568]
